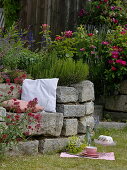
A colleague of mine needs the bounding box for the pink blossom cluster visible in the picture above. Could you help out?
[64,30,73,38]
[108,46,126,71]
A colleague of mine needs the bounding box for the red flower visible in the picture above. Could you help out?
[10,86,14,91]
[55,36,62,40]
[2,134,8,139]
[6,78,10,84]
[111,66,117,71]
[88,33,94,36]
[120,31,126,35]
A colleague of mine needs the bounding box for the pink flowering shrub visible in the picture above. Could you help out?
[78,0,127,29]
[0,81,43,154]
[103,26,127,92]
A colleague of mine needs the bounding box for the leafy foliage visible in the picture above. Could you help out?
[66,136,87,154]
[0,0,20,28]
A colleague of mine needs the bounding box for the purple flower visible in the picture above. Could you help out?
[102,41,109,45]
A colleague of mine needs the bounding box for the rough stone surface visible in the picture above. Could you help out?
[39,138,68,154]
[56,104,86,117]
[84,102,94,115]
[6,140,39,156]
[98,121,127,129]
[0,107,6,121]
[105,95,127,112]
[78,116,95,134]
[56,86,78,103]
[119,80,127,94]
[71,80,95,102]
[94,105,103,120]
[39,135,86,154]
[30,112,63,137]
[0,83,21,102]
[61,119,78,136]
[104,111,127,122]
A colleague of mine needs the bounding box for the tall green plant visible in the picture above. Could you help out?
[29,52,89,86]
[0,0,20,28]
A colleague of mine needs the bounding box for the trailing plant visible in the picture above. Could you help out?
[0,83,42,155]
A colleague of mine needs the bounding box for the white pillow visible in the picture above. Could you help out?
[21,78,59,112]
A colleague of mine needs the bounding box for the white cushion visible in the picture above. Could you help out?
[21,78,59,112]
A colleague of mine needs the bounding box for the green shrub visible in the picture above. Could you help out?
[66,136,87,154]
[30,52,89,86]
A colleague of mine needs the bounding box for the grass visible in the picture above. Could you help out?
[0,128,127,170]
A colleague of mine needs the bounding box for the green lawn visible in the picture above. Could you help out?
[0,128,127,170]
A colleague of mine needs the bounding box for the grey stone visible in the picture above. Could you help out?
[39,138,68,154]
[104,111,127,122]
[56,104,86,117]
[39,135,86,154]
[28,112,63,137]
[0,107,6,121]
[105,95,127,112]
[119,80,127,94]
[78,116,95,134]
[71,80,95,102]
[61,119,78,136]
[98,121,127,129]
[85,102,94,115]
[6,140,39,156]
[94,105,103,120]
[56,86,78,103]
[0,83,21,102]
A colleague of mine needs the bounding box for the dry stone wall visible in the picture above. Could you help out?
[104,80,127,121]
[0,80,95,155]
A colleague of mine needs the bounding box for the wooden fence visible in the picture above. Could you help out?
[20,0,87,39]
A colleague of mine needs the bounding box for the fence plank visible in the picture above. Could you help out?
[20,0,87,39]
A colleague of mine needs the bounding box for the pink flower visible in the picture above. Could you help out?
[102,41,109,45]
[111,51,119,55]
[91,51,96,54]
[112,18,118,24]
[120,31,126,34]
[111,6,116,10]
[121,60,126,66]
[90,45,96,49]
[78,9,86,17]
[6,78,10,84]
[108,60,113,64]
[96,5,100,9]
[116,59,122,64]
[88,33,94,36]
[55,36,62,40]
[80,48,85,51]
[111,66,117,71]
[111,55,118,58]
[42,24,48,31]
[64,31,73,38]
[10,86,14,91]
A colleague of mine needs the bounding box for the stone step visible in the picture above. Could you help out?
[98,121,127,129]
